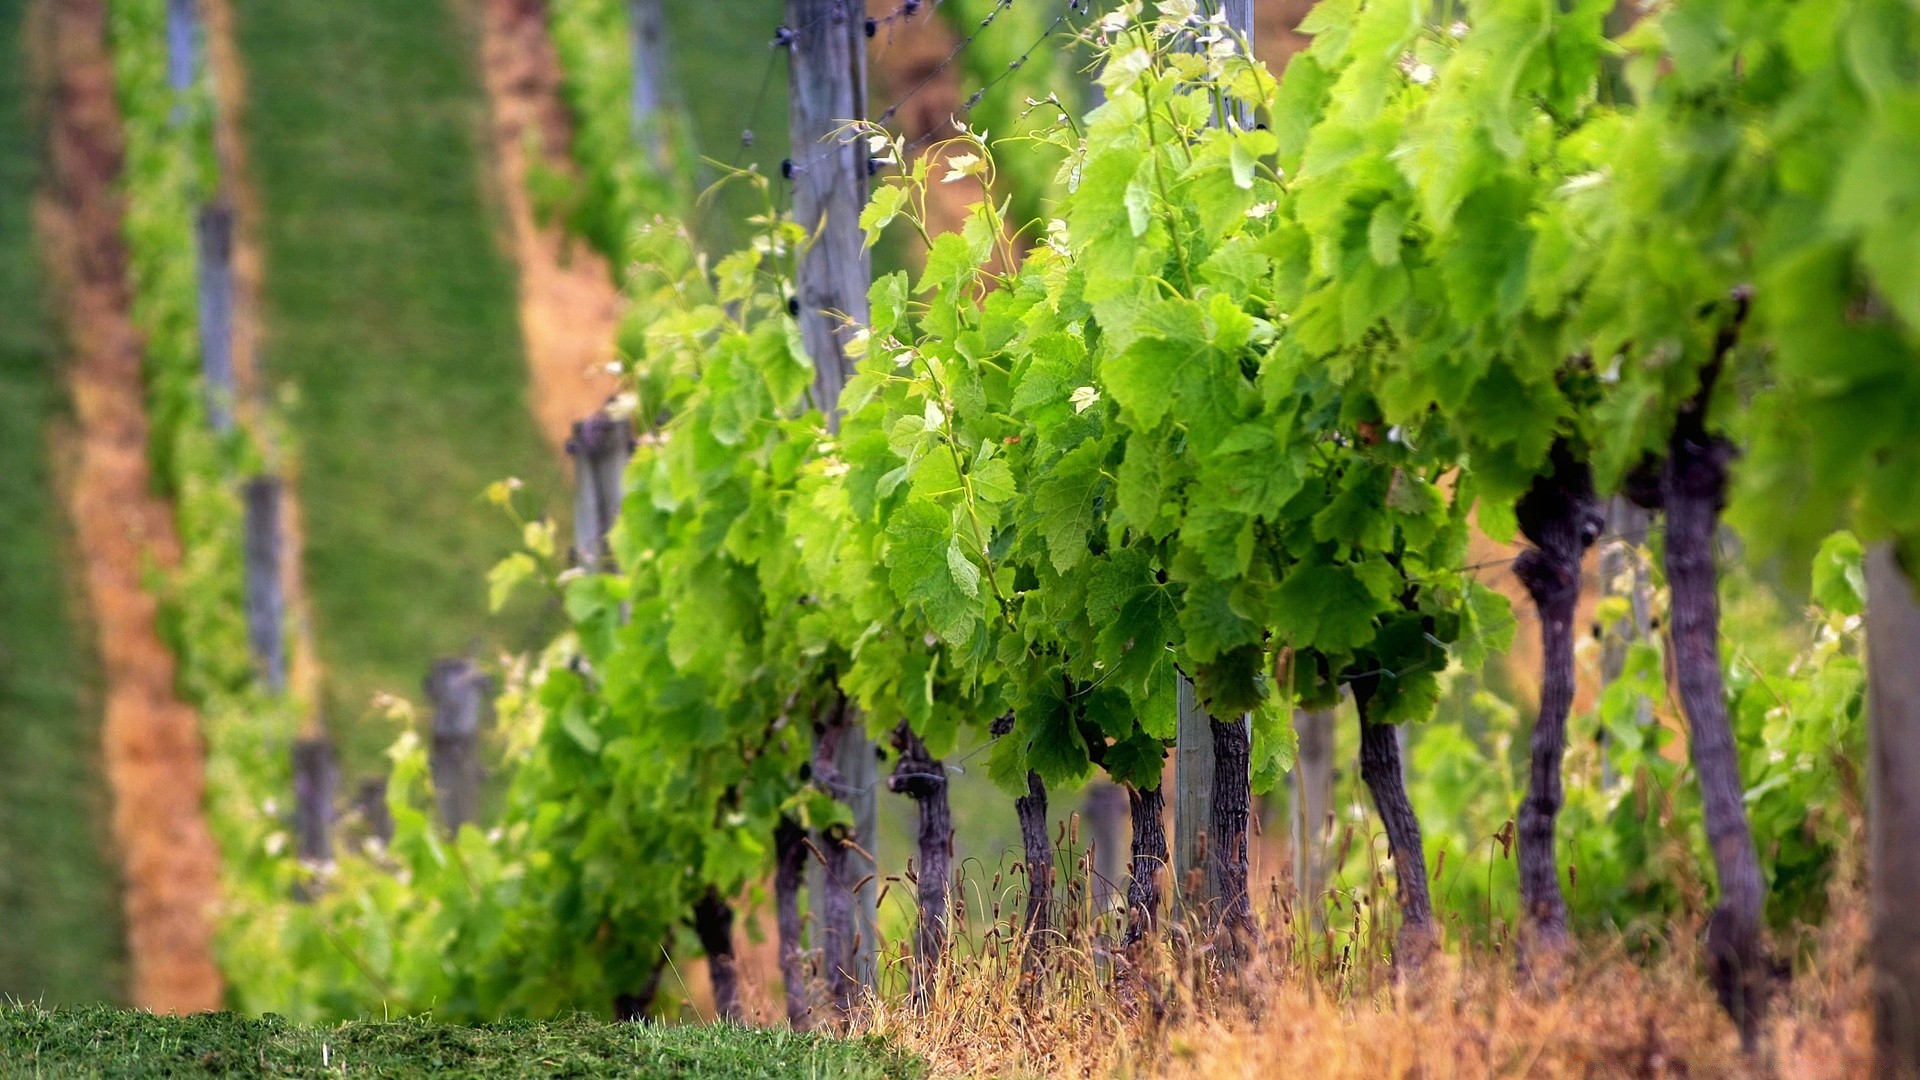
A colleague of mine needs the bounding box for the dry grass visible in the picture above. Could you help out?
[863,874,1872,1079]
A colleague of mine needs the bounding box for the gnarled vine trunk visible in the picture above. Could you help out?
[1210,715,1254,961]
[1354,677,1434,963]
[773,815,810,1029]
[1658,295,1770,1050]
[1513,445,1602,964]
[1017,771,1053,964]
[811,693,862,1020]
[1125,782,1168,949]
[692,888,741,1022]
[613,963,663,1022]
[888,723,951,1008]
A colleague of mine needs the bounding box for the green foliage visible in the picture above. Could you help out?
[542,0,695,273]
[1401,536,1867,943]
[105,0,314,1011]
[142,0,1912,1016]
[0,1004,923,1079]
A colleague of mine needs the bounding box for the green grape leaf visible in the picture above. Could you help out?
[1036,440,1106,573]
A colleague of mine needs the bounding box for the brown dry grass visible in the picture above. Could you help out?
[868,892,1871,1079]
[475,0,622,454]
[36,0,223,1013]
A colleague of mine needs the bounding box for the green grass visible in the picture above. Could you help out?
[0,1006,924,1079]
[230,0,563,763]
[0,0,128,1006]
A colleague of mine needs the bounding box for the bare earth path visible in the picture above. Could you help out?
[476,0,620,453]
[39,0,222,1013]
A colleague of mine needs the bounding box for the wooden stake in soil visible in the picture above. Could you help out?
[165,0,196,95]
[1173,0,1255,947]
[789,0,877,1016]
[568,410,633,571]
[424,658,491,832]
[195,201,236,433]
[628,0,672,171]
[1867,543,1920,1079]
[1597,496,1654,788]
[1082,781,1127,913]
[241,474,285,693]
[291,736,336,864]
[1173,675,1215,914]
[1291,706,1335,925]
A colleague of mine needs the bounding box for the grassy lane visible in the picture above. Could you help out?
[0,1005,925,1078]
[230,0,561,761]
[0,0,126,1005]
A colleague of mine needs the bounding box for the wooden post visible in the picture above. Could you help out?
[1173,676,1214,913]
[424,658,490,832]
[165,0,196,95]
[789,0,876,1011]
[787,0,869,425]
[356,776,393,845]
[1172,1,1257,934]
[1867,543,1920,1078]
[1598,496,1654,787]
[241,475,286,694]
[292,736,336,864]
[1082,781,1127,913]
[628,0,671,172]
[567,411,634,571]
[196,201,236,434]
[1291,706,1334,921]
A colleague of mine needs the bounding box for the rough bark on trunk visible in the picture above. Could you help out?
[1867,543,1920,1078]
[1354,678,1434,962]
[811,693,862,1019]
[1125,782,1168,948]
[888,723,951,1008]
[1513,446,1602,962]
[613,964,664,1022]
[773,815,810,1030]
[1017,771,1053,957]
[1659,297,1769,1049]
[1210,715,1254,958]
[692,888,741,1022]
[786,0,869,424]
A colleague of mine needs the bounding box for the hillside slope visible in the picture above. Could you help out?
[227,0,563,760]
[0,0,126,1005]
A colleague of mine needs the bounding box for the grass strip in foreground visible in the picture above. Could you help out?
[0,1006,925,1079]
